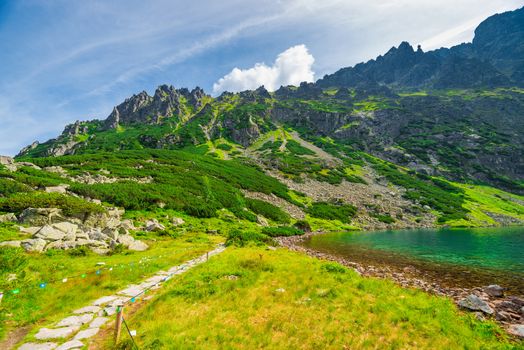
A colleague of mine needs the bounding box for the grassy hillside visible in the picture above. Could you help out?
[100,247,518,350]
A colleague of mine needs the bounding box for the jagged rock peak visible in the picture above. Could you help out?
[103,84,210,130]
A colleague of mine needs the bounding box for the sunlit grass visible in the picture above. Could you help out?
[112,247,516,350]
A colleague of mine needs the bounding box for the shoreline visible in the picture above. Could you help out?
[276,231,524,338]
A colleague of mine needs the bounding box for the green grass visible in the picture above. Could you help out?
[111,247,517,350]
[0,231,223,342]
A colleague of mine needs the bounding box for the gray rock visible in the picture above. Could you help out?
[128,240,148,251]
[86,229,109,241]
[52,222,78,235]
[0,240,22,248]
[90,247,110,255]
[171,217,185,226]
[35,225,66,241]
[458,294,494,314]
[73,305,101,314]
[521,306,524,317]
[57,314,93,327]
[484,284,504,297]
[45,184,69,194]
[102,227,119,240]
[0,213,17,223]
[117,234,135,246]
[35,326,80,340]
[0,155,14,165]
[508,324,524,338]
[73,327,99,340]
[119,219,137,230]
[89,316,109,328]
[93,295,118,306]
[56,340,84,350]
[19,208,64,226]
[19,226,41,235]
[43,240,77,250]
[21,238,47,252]
[145,219,165,232]
[19,342,57,350]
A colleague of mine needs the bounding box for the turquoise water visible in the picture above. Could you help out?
[302,227,524,293]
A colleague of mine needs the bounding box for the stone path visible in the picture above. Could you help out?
[17,245,226,350]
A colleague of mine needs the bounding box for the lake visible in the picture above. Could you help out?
[301,227,524,295]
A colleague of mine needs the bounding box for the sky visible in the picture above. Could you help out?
[0,0,522,156]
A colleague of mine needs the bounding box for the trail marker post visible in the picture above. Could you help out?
[115,305,124,343]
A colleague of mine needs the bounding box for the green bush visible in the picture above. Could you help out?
[0,178,33,196]
[225,230,273,247]
[262,226,304,237]
[246,199,290,224]
[321,262,347,274]
[307,202,357,223]
[0,192,105,216]
[372,213,395,224]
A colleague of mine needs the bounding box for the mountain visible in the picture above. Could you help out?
[8,6,524,231]
[318,6,524,89]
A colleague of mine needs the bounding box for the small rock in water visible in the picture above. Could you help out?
[458,294,494,314]
[484,284,504,298]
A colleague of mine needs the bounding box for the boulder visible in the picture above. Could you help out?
[145,219,165,232]
[19,208,64,226]
[45,184,69,194]
[21,238,47,252]
[128,240,148,251]
[0,155,14,165]
[19,226,41,235]
[90,317,109,328]
[90,247,110,255]
[43,166,67,175]
[35,225,66,241]
[0,213,17,223]
[102,227,119,240]
[86,229,109,241]
[120,219,137,231]
[52,222,78,235]
[0,240,22,248]
[46,240,77,250]
[117,234,135,246]
[484,284,504,297]
[458,294,494,314]
[171,217,185,226]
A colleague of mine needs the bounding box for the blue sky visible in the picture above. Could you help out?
[0,0,522,156]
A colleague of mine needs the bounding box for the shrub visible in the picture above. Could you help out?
[0,192,105,217]
[246,199,290,224]
[0,178,33,196]
[225,230,273,247]
[294,220,311,232]
[307,202,357,223]
[372,213,395,224]
[321,262,347,274]
[262,226,304,237]
[216,143,233,151]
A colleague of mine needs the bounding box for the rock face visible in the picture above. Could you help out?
[318,7,524,89]
[4,207,148,254]
[458,294,494,314]
[103,85,209,130]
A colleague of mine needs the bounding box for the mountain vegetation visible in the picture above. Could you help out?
[1,5,524,348]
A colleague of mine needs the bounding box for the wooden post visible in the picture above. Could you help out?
[115,306,124,343]
[206,252,209,261]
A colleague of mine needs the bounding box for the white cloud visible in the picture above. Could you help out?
[212,44,315,94]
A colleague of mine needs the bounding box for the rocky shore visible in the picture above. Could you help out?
[276,232,524,339]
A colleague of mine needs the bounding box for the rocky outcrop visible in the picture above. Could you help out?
[103,85,209,130]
